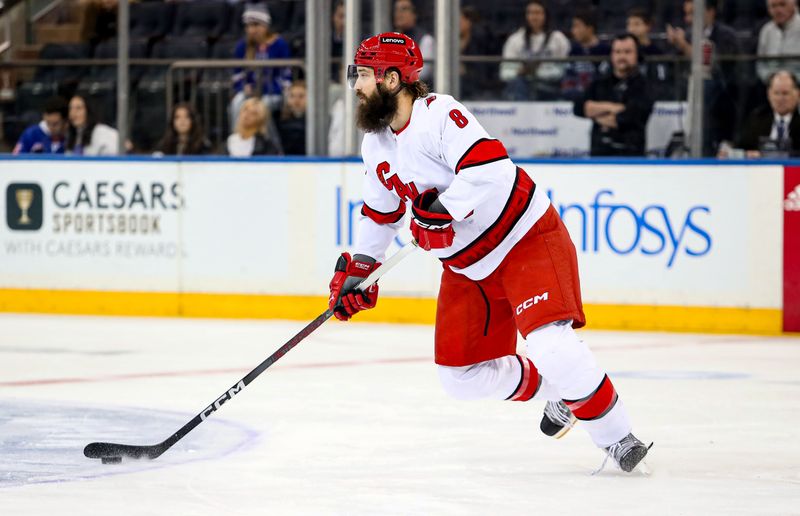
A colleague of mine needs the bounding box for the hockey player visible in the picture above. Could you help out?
[328,32,650,472]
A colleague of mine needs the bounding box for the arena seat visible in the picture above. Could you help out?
[15,43,90,117]
[75,40,148,125]
[172,0,229,40]
[129,1,175,44]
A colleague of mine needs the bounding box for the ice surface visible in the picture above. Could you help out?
[0,313,798,515]
[0,400,258,487]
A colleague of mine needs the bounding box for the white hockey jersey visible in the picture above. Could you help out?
[354,93,550,281]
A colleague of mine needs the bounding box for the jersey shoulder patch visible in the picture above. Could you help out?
[420,93,456,114]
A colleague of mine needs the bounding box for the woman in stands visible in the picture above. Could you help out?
[156,103,213,156]
[500,0,570,100]
[226,98,282,157]
[65,95,119,156]
[277,80,307,155]
[229,3,292,130]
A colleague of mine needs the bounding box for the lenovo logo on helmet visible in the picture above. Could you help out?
[380,36,406,45]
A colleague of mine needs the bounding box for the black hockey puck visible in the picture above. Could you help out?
[101,456,122,464]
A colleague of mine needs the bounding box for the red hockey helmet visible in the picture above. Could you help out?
[347,32,424,89]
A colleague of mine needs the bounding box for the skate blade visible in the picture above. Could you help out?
[590,460,652,476]
[590,442,653,476]
[553,417,577,439]
[553,425,572,439]
[636,459,652,476]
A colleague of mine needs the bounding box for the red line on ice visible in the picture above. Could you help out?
[0,336,764,388]
[0,356,431,387]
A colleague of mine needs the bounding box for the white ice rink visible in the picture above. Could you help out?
[1,313,799,515]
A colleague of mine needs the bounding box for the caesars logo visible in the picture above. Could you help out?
[6,183,44,231]
[50,180,184,235]
[3,180,184,235]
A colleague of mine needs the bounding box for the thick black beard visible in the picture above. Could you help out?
[356,83,399,133]
[614,61,636,79]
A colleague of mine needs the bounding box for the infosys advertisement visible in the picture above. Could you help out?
[532,164,782,309]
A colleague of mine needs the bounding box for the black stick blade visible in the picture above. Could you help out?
[84,442,163,460]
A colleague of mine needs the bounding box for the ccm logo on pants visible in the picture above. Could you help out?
[516,292,549,315]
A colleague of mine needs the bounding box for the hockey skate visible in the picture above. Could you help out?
[540,401,576,439]
[601,432,652,473]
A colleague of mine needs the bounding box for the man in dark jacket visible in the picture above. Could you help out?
[574,33,654,156]
[666,0,740,155]
[736,70,800,157]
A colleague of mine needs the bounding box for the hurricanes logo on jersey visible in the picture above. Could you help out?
[376,161,419,201]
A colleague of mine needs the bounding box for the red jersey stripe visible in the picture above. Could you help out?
[455,138,509,174]
[361,201,407,224]
[441,167,535,270]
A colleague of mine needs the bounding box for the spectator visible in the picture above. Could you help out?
[156,103,213,156]
[667,0,739,154]
[666,1,738,60]
[230,3,292,130]
[627,8,664,57]
[331,0,345,81]
[561,8,610,101]
[13,96,68,154]
[574,34,654,156]
[226,98,282,157]
[731,70,800,156]
[393,0,435,82]
[277,80,307,155]
[459,6,498,99]
[65,95,119,156]
[500,0,571,100]
[757,0,800,82]
[627,8,670,99]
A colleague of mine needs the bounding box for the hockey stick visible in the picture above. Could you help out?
[84,241,419,463]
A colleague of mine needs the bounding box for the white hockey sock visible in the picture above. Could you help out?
[577,397,632,448]
[525,322,632,448]
[504,355,560,402]
[437,355,559,401]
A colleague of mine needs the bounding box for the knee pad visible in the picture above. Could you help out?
[437,365,478,400]
[524,322,604,400]
[437,356,521,401]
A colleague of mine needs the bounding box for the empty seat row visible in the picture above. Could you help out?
[116,0,301,49]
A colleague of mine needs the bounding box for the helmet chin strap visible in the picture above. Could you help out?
[379,66,406,96]
[377,72,404,97]
[387,83,404,97]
